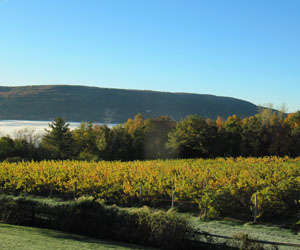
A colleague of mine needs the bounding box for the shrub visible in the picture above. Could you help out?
[0,195,199,250]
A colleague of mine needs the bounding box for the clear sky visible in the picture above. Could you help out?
[0,0,299,112]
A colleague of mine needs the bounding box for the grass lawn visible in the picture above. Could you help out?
[190,217,300,250]
[0,223,161,250]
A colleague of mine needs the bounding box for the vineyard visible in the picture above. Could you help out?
[1,157,300,219]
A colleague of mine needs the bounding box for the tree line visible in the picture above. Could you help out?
[1,108,300,162]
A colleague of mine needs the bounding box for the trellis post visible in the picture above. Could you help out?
[74,181,78,199]
[254,194,258,223]
[171,189,175,208]
[139,183,143,206]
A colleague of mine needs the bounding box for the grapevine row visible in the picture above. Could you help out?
[1,157,299,218]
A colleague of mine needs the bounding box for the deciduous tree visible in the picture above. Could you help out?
[167,115,217,158]
[0,136,15,161]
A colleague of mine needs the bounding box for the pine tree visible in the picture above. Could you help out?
[41,117,73,159]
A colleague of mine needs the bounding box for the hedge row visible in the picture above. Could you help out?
[0,195,237,250]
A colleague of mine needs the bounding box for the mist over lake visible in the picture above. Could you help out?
[0,120,116,138]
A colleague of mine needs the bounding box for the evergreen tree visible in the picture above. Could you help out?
[41,117,74,159]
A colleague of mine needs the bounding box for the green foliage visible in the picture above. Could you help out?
[41,117,74,159]
[223,115,242,156]
[0,136,37,162]
[0,136,16,161]
[267,114,292,156]
[72,122,98,156]
[110,125,134,161]
[94,125,113,160]
[143,116,176,159]
[167,115,217,158]
[0,195,199,250]
[13,139,34,160]
[72,122,99,161]
[124,114,176,160]
[91,124,134,161]
[124,114,147,160]
[241,116,267,156]
[3,107,300,161]
[291,126,300,156]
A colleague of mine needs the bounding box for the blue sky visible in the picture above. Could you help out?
[0,0,299,112]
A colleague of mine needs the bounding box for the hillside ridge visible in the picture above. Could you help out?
[0,85,259,122]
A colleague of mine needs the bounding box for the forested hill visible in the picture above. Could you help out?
[0,85,259,122]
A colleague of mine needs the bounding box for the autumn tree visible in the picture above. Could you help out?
[13,139,33,160]
[167,115,217,158]
[223,115,242,156]
[241,116,267,156]
[14,127,41,146]
[266,113,292,156]
[109,125,133,161]
[143,116,176,159]
[285,111,300,156]
[0,136,15,161]
[124,114,147,160]
[72,122,98,160]
[94,125,113,160]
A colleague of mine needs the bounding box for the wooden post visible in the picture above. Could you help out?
[139,183,143,206]
[204,199,208,219]
[74,181,77,199]
[254,194,258,223]
[49,183,53,198]
[171,189,175,208]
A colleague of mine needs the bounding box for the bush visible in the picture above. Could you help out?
[0,195,198,250]
[115,207,193,250]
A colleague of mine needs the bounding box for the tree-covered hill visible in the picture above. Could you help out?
[0,85,259,122]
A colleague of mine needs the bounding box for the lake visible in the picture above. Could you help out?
[0,120,116,138]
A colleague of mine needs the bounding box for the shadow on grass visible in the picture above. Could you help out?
[38,227,157,250]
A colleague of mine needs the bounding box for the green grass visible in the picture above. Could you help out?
[0,223,161,250]
[189,217,300,250]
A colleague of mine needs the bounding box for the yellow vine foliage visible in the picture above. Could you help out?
[0,157,299,217]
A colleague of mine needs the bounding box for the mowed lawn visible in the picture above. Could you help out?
[0,223,160,250]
